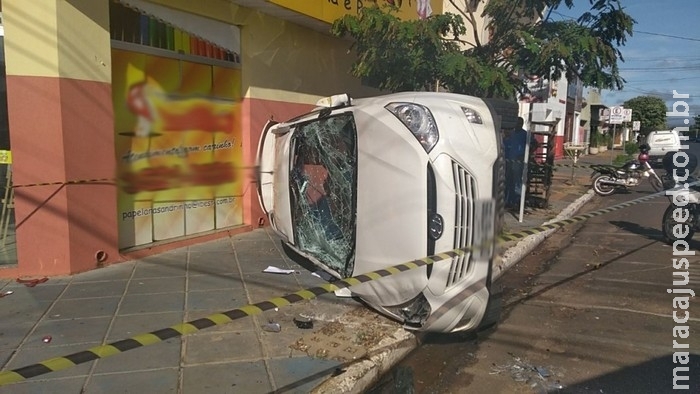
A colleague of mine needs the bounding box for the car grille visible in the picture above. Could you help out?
[447,162,476,288]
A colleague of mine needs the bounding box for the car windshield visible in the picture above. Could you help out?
[289,113,357,277]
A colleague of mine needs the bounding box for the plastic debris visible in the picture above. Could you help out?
[0,290,13,298]
[334,287,352,298]
[16,277,49,287]
[262,322,281,332]
[293,315,314,329]
[262,266,299,275]
[42,336,52,343]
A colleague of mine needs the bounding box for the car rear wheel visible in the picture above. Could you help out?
[662,204,696,243]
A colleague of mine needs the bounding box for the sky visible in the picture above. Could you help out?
[551,0,700,125]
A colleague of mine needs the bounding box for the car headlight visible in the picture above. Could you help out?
[386,102,439,152]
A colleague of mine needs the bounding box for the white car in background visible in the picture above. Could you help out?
[646,129,684,167]
[257,92,515,333]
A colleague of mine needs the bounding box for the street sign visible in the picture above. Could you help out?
[623,108,632,122]
[598,108,610,119]
[632,121,641,131]
[609,106,624,124]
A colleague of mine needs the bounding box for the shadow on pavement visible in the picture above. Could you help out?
[610,220,700,250]
[503,240,659,310]
[561,354,700,393]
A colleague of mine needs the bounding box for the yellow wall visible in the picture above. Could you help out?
[270,0,443,23]
[147,0,380,104]
[442,0,489,48]
[240,11,381,104]
[4,0,111,82]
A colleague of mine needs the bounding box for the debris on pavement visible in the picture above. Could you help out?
[0,290,13,298]
[42,336,52,343]
[312,270,335,282]
[293,315,314,329]
[490,353,564,393]
[16,277,49,287]
[262,266,299,275]
[262,321,282,332]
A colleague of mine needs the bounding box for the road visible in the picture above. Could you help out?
[369,145,700,393]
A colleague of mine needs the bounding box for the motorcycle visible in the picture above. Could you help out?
[661,153,700,243]
[661,185,700,242]
[590,145,667,196]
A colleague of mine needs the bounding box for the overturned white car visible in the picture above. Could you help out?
[257,92,515,333]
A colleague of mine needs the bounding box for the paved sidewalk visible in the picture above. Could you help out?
[0,152,610,393]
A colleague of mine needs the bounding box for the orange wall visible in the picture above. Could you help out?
[5,76,118,276]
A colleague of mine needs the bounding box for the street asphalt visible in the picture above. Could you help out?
[0,149,620,393]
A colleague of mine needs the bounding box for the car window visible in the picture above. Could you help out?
[289,113,357,277]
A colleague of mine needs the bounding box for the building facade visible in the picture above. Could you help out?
[0,0,441,277]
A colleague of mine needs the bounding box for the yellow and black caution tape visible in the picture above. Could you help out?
[11,178,116,188]
[9,166,263,189]
[497,188,667,242]
[5,162,621,189]
[0,186,679,386]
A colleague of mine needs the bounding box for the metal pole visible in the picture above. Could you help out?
[609,111,614,164]
[518,130,531,223]
[611,123,617,164]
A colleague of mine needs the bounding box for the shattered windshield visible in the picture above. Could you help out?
[290,113,357,278]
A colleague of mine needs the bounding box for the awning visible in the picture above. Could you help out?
[118,0,241,54]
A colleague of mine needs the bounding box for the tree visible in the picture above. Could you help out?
[622,95,667,134]
[331,0,635,99]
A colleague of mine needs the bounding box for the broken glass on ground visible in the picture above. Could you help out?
[289,114,357,278]
[490,353,564,393]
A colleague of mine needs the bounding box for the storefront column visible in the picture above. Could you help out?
[3,0,117,276]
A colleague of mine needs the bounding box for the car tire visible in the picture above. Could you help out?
[662,204,696,243]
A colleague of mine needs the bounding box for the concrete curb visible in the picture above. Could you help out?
[314,189,596,393]
[494,189,596,280]
[311,328,419,394]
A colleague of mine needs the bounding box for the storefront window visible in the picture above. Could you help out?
[109,1,240,63]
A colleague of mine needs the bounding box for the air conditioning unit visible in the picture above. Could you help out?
[531,103,562,122]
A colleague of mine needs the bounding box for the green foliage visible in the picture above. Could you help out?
[331,7,466,92]
[590,131,600,146]
[622,96,667,132]
[613,154,632,166]
[624,141,638,155]
[331,1,635,97]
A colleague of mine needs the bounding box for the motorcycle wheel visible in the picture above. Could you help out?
[662,204,696,243]
[649,175,663,192]
[593,175,616,196]
[662,175,677,190]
